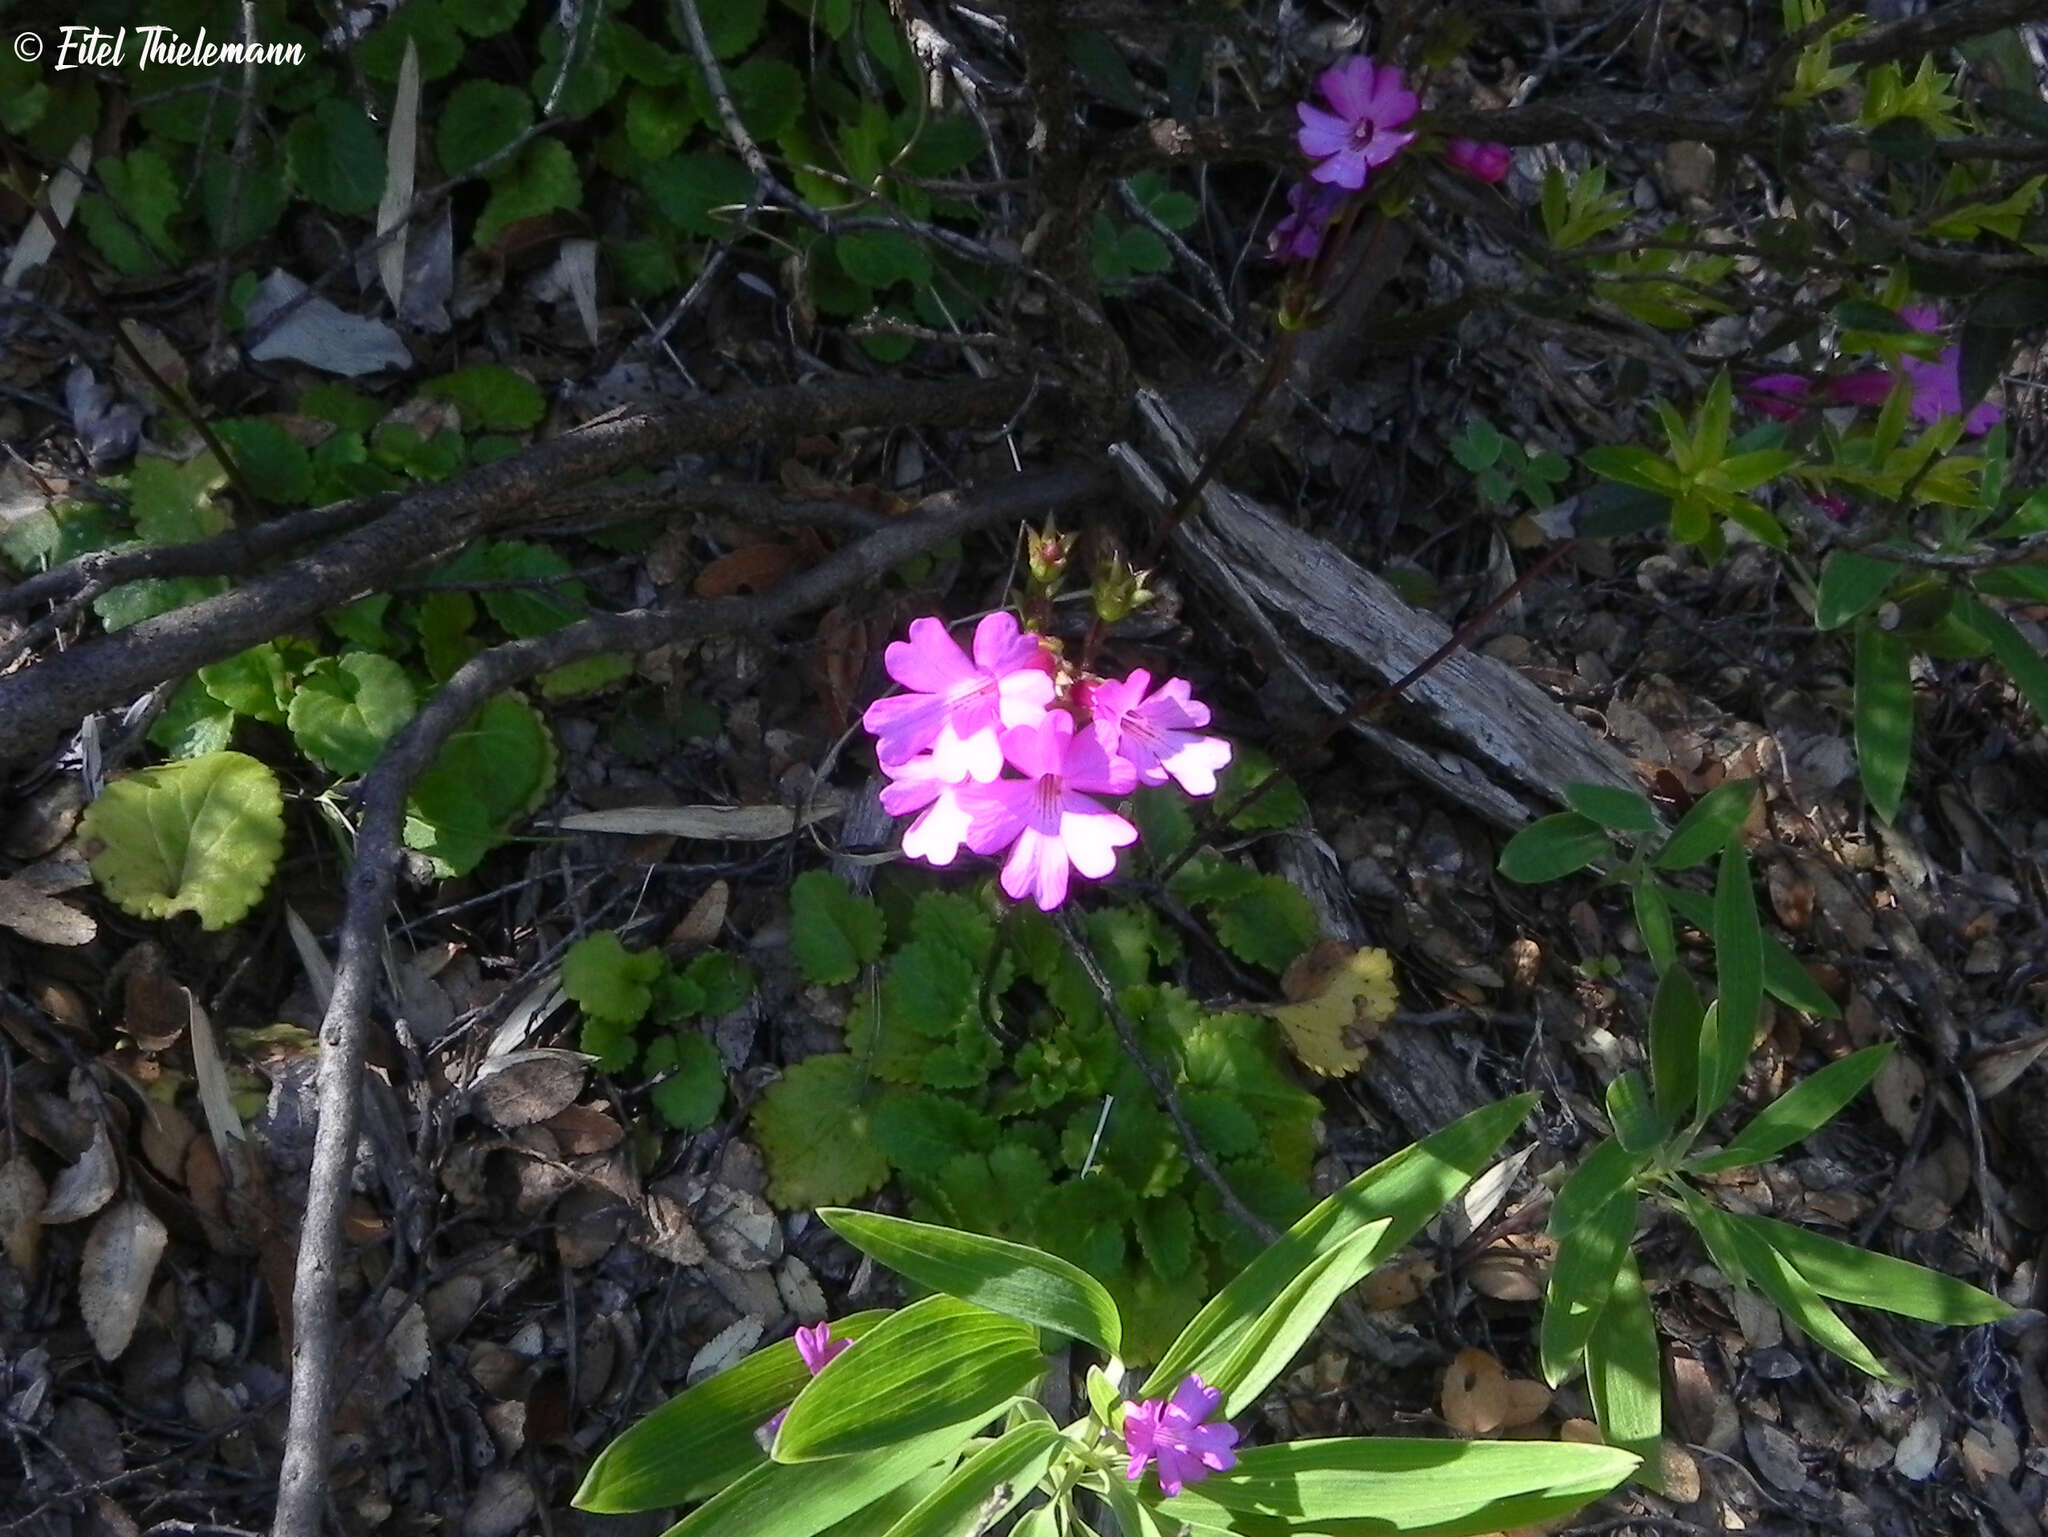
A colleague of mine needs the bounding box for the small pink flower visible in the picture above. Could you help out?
[1124,1373,1239,1498]
[862,613,1055,782]
[1741,373,1814,422]
[960,712,1137,912]
[880,754,976,868]
[1443,138,1512,183]
[1296,56,1419,191]
[1897,305,2001,436]
[1810,490,1855,524]
[1267,181,1347,263]
[1086,669,1233,796]
[759,1322,851,1446]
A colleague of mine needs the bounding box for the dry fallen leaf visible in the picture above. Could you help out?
[1359,1255,1438,1310]
[1873,1052,1927,1141]
[695,543,796,597]
[472,1050,589,1129]
[0,876,94,945]
[688,1316,764,1385]
[1967,1030,2048,1100]
[1441,1348,1551,1435]
[79,1196,168,1360]
[1263,942,1399,1077]
[0,1153,48,1272]
[41,1118,118,1224]
[552,803,842,840]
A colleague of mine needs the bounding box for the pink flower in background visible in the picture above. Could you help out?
[1825,370,1896,409]
[1297,57,1419,190]
[759,1322,851,1445]
[1086,670,1234,796]
[1897,305,2002,436]
[1740,372,1814,422]
[1123,1374,1239,1497]
[1268,181,1348,263]
[960,713,1138,912]
[862,612,1055,781]
[1444,138,1512,183]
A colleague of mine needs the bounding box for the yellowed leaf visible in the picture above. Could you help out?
[1263,942,1399,1077]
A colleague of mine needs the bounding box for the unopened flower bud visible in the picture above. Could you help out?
[1027,525,1077,587]
[1092,552,1154,624]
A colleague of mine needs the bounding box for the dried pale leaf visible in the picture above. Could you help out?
[1894,1413,1942,1480]
[1557,1417,1604,1444]
[41,1119,117,1223]
[555,238,601,346]
[185,991,244,1158]
[0,877,95,944]
[1467,1246,1547,1302]
[1442,1348,1513,1435]
[1960,1421,2020,1484]
[1669,1355,1739,1451]
[3,137,90,288]
[1358,1255,1437,1310]
[386,1299,431,1382]
[552,802,841,840]
[138,1100,198,1183]
[463,1469,537,1537]
[1745,1419,1809,1492]
[543,1103,624,1155]
[473,1050,589,1128]
[776,1255,829,1321]
[426,1275,484,1342]
[686,1315,763,1385]
[698,1183,782,1270]
[377,39,420,310]
[285,904,335,1013]
[638,1191,709,1267]
[668,879,730,949]
[1262,942,1399,1077]
[486,980,567,1057]
[1660,1442,1702,1502]
[555,1186,626,1268]
[80,1197,169,1359]
[1967,1030,2048,1100]
[0,1154,48,1272]
[695,543,796,597]
[1873,1053,1928,1140]
[1730,1285,1783,1350]
[244,269,413,376]
[1439,1146,1533,1243]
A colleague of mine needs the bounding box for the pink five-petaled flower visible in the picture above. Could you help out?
[961,712,1137,912]
[1296,56,1419,191]
[862,613,1055,782]
[758,1322,852,1446]
[1085,669,1234,797]
[1897,306,2002,436]
[1123,1374,1239,1498]
[1267,180,1348,263]
[1443,138,1512,183]
[880,753,975,868]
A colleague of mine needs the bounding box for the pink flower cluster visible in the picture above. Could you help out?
[863,614,1232,912]
[1743,305,2002,437]
[1272,55,1511,265]
[1124,1373,1240,1497]
[758,1321,850,1446]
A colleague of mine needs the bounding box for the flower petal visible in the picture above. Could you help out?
[1295,105,1353,159]
[1319,57,1377,121]
[884,617,978,692]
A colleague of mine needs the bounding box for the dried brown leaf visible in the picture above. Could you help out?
[79,1197,168,1360]
[40,1119,117,1223]
[0,1153,48,1272]
[472,1050,588,1129]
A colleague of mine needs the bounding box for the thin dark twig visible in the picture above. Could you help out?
[1055,910,1281,1244]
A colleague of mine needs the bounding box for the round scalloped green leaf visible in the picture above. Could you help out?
[752,1054,888,1208]
[287,653,418,777]
[404,693,556,876]
[80,752,284,930]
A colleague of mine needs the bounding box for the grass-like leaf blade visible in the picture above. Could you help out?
[1854,620,1913,824]
[1647,959,1703,1125]
[1724,1213,2012,1327]
[1634,876,1676,975]
[1695,838,1762,1124]
[1206,1220,1392,1417]
[820,1208,1121,1355]
[1540,1189,1637,1387]
[1956,592,2048,729]
[660,1419,981,1537]
[1688,1043,1894,1173]
[1585,1253,1663,1487]
[877,1420,1062,1537]
[1662,885,1839,1018]
[1651,780,1755,871]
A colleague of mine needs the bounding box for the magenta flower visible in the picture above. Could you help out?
[1124,1374,1239,1498]
[1443,138,1512,183]
[758,1322,852,1446]
[862,613,1055,782]
[1268,181,1348,263]
[1897,306,2002,436]
[1296,57,1419,191]
[880,754,976,868]
[959,713,1137,912]
[1086,669,1233,796]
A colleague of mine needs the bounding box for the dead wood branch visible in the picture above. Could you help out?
[0,375,1033,767]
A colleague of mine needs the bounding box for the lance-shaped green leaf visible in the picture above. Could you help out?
[775,1296,1045,1462]
[1815,551,1902,630]
[1541,1189,1637,1387]
[820,1208,1120,1356]
[662,1418,981,1537]
[1648,961,1703,1125]
[1651,780,1755,870]
[1694,839,1762,1124]
[1562,783,1659,835]
[1723,1213,2012,1327]
[1099,1461,1170,1537]
[1722,1220,1892,1379]
[1549,1138,1646,1237]
[878,1421,1063,1537]
[1634,877,1676,975]
[1143,1095,1536,1399]
[1672,1183,1753,1288]
[1855,620,1913,824]
[1689,1043,1894,1174]
[1205,1220,1393,1417]
[1606,1071,1662,1154]
[574,1311,890,1511]
[1662,886,1839,1018]
[1153,1438,1639,1537]
[1584,1253,1663,1487]
[1956,592,2048,728]
[1497,813,1610,884]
